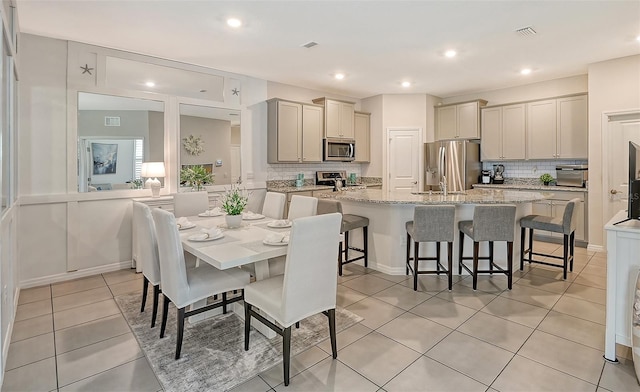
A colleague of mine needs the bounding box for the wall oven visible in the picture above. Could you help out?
[324,138,355,161]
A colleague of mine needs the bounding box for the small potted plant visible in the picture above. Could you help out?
[180,165,214,191]
[220,185,249,228]
[539,173,554,186]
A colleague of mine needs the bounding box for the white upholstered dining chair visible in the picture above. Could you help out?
[261,192,286,220]
[243,213,342,386]
[287,195,318,221]
[173,191,209,217]
[133,202,162,328]
[151,208,250,359]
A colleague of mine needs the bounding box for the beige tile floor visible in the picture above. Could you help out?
[3,242,640,391]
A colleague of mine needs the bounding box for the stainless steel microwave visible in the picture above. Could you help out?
[324,138,355,161]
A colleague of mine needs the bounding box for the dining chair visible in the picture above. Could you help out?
[151,208,250,359]
[173,191,209,217]
[244,213,342,386]
[133,202,163,328]
[262,192,286,219]
[287,195,318,221]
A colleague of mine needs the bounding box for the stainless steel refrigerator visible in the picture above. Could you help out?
[423,140,481,192]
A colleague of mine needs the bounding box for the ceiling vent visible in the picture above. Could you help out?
[301,41,318,49]
[515,26,537,36]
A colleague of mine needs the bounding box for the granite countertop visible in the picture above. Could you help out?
[267,183,381,193]
[472,183,587,193]
[318,188,550,205]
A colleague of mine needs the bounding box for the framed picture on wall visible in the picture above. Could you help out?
[92,142,118,175]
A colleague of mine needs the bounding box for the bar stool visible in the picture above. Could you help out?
[519,198,580,280]
[459,205,516,290]
[405,205,455,291]
[317,199,369,276]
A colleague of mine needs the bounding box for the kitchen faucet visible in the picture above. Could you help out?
[334,176,343,192]
[439,175,447,196]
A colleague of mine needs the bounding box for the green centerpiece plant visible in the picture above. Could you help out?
[539,173,554,185]
[180,165,214,191]
[220,185,249,228]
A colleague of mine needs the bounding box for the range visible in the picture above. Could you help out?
[316,171,346,191]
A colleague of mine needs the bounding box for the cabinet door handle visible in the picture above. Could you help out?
[610,189,618,195]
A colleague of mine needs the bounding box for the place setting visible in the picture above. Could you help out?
[241,210,265,220]
[263,231,290,246]
[187,226,224,242]
[176,216,196,230]
[198,206,224,217]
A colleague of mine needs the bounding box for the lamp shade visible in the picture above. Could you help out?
[141,162,165,178]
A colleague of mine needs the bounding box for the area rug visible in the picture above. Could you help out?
[115,292,362,392]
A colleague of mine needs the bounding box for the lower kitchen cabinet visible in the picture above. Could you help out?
[530,190,587,242]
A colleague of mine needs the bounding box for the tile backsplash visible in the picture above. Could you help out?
[482,160,588,179]
[267,163,362,181]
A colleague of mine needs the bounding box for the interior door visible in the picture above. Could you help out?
[607,116,640,221]
[388,128,420,191]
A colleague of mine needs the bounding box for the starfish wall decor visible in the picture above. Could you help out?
[231,88,240,96]
[80,64,94,75]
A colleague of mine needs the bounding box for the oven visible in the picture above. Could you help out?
[324,138,355,161]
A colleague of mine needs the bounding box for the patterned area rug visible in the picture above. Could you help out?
[115,292,362,392]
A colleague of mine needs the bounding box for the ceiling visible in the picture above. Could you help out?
[16,0,640,99]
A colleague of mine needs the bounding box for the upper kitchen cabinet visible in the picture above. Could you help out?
[267,98,324,163]
[312,97,355,139]
[527,94,587,160]
[354,111,371,162]
[435,100,487,140]
[481,104,526,160]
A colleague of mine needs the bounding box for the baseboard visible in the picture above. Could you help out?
[587,244,605,253]
[2,287,20,378]
[19,261,134,289]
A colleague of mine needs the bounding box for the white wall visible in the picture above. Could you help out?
[19,34,68,196]
[588,55,640,249]
[442,74,588,106]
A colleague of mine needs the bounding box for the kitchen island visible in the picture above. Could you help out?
[320,188,550,276]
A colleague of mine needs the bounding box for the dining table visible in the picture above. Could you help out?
[177,211,293,338]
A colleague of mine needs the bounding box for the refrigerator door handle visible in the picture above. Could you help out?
[439,146,446,180]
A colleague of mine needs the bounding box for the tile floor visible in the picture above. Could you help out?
[3,241,640,391]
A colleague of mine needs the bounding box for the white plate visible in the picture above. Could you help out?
[267,221,292,228]
[242,213,265,220]
[198,211,223,217]
[263,239,288,246]
[177,223,196,230]
[188,232,224,242]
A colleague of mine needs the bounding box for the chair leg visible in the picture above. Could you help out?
[520,227,525,271]
[328,308,337,359]
[563,234,569,280]
[528,228,534,262]
[507,242,513,290]
[338,241,343,276]
[570,231,575,271]
[140,276,149,312]
[406,232,411,276]
[244,302,252,351]
[283,326,292,386]
[447,242,453,290]
[175,307,185,359]
[151,284,160,328]
[344,231,350,263]
[363,226,368,268]
[222,292,228,314]
[473,242,479,290]
[488,241,494,274]
[413,241,419,291]
[458,231,465,274]
[160,294,170,338]
[436,242,441,274]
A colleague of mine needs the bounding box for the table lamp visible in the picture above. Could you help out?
[141,162,165,198]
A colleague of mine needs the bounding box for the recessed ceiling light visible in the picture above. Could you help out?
[445,50,457,58]
[334,73,345,80]
[520,68,532,75]
[401,81,411,88]
[145,81,156,87]
[636,35,640,42]
[227,18,242,28]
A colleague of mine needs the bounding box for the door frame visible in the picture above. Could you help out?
[384,127,423,192]
[601,109,640,244]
